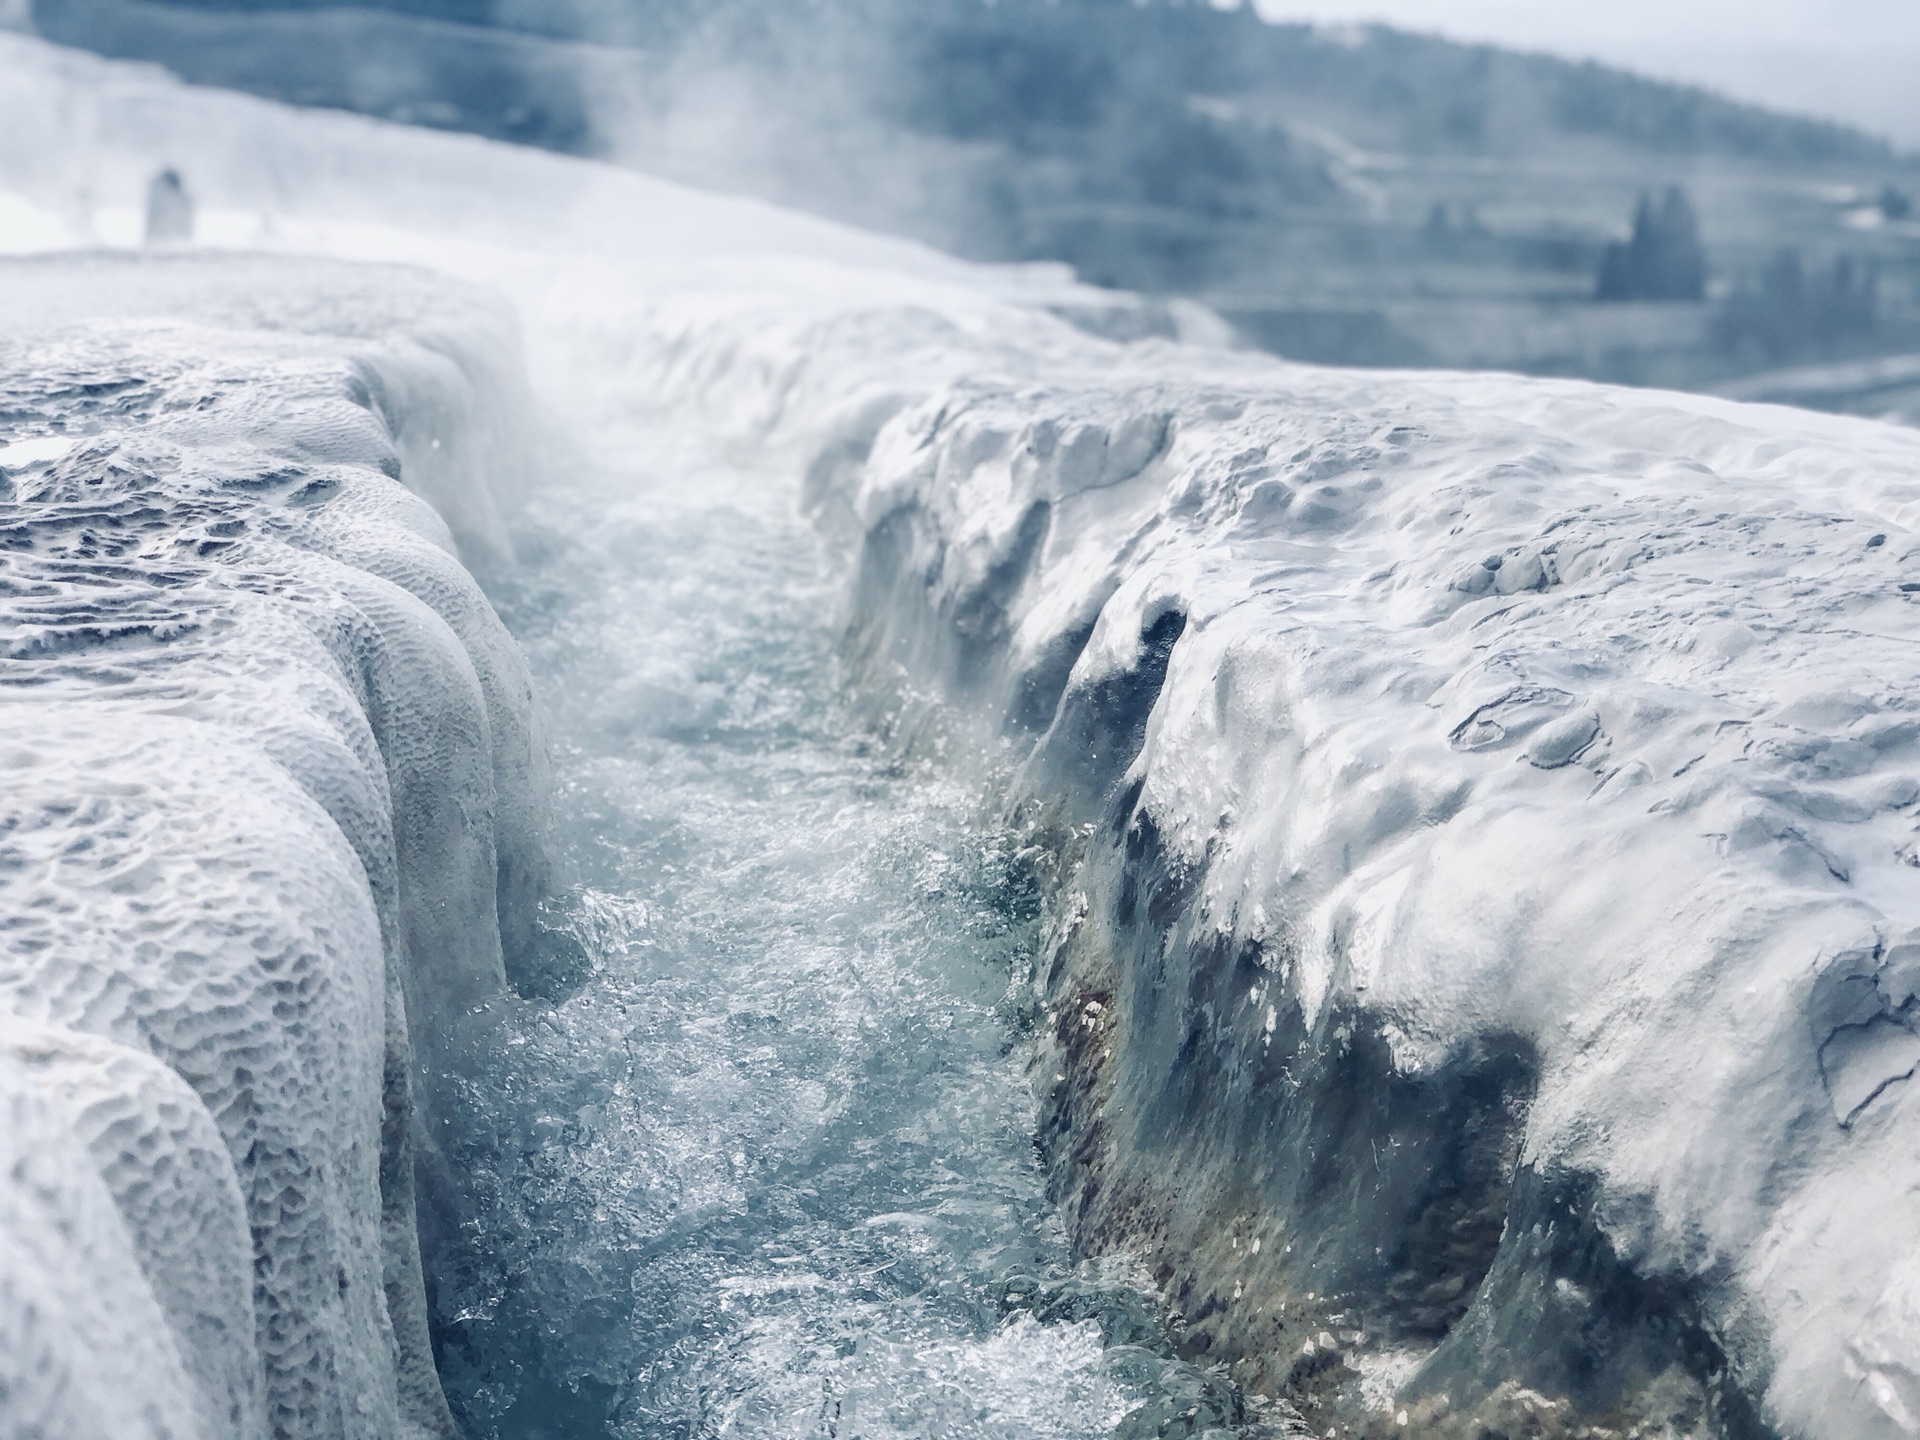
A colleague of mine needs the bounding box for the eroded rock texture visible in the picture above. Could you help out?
[0,254,550,1440]
[839,369,1920,1439]
[600,284,1920,1438]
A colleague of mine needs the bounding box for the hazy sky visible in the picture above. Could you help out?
[1250,0,1920,147]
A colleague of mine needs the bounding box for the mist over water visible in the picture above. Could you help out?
[34,0,1920,422]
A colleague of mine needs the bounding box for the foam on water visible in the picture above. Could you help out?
[427,434,1223,1439]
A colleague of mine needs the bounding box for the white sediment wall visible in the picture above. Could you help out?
[0,254,549,1440]
[593,289,1920,1438]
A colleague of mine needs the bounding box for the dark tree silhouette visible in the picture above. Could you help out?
[1595,187,1707,302]
[1714,251,1878,364]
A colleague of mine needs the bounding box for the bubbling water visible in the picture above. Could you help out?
[423,437,1271,1439]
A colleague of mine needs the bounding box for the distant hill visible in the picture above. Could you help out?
[37,0,1904,168]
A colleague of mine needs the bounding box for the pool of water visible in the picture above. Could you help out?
[424,431,1275,1440]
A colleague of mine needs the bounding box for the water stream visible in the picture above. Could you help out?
[422,432,1264,1439]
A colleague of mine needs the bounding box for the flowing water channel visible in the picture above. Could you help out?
[422,429,1270,1440]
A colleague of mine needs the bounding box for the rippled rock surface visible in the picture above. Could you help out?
[617,299,1920,1437]
[0,254,549,1440]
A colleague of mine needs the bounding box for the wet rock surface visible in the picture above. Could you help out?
[705,321,1920,1437]
[0,254,548,1440]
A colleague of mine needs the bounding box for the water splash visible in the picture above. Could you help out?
[426,437,1250,1439]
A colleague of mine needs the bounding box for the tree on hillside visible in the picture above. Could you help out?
[1595,187,1707,302]
[1714,251,1879,364]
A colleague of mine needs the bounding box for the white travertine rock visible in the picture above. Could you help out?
[545,273,1920,1435]
[2,1022,261,1438]
[0,257,549,1440]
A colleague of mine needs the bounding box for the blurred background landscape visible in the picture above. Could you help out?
[28,0,1920,425]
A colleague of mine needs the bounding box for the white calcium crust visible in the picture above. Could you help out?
[0,259,546,1440]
